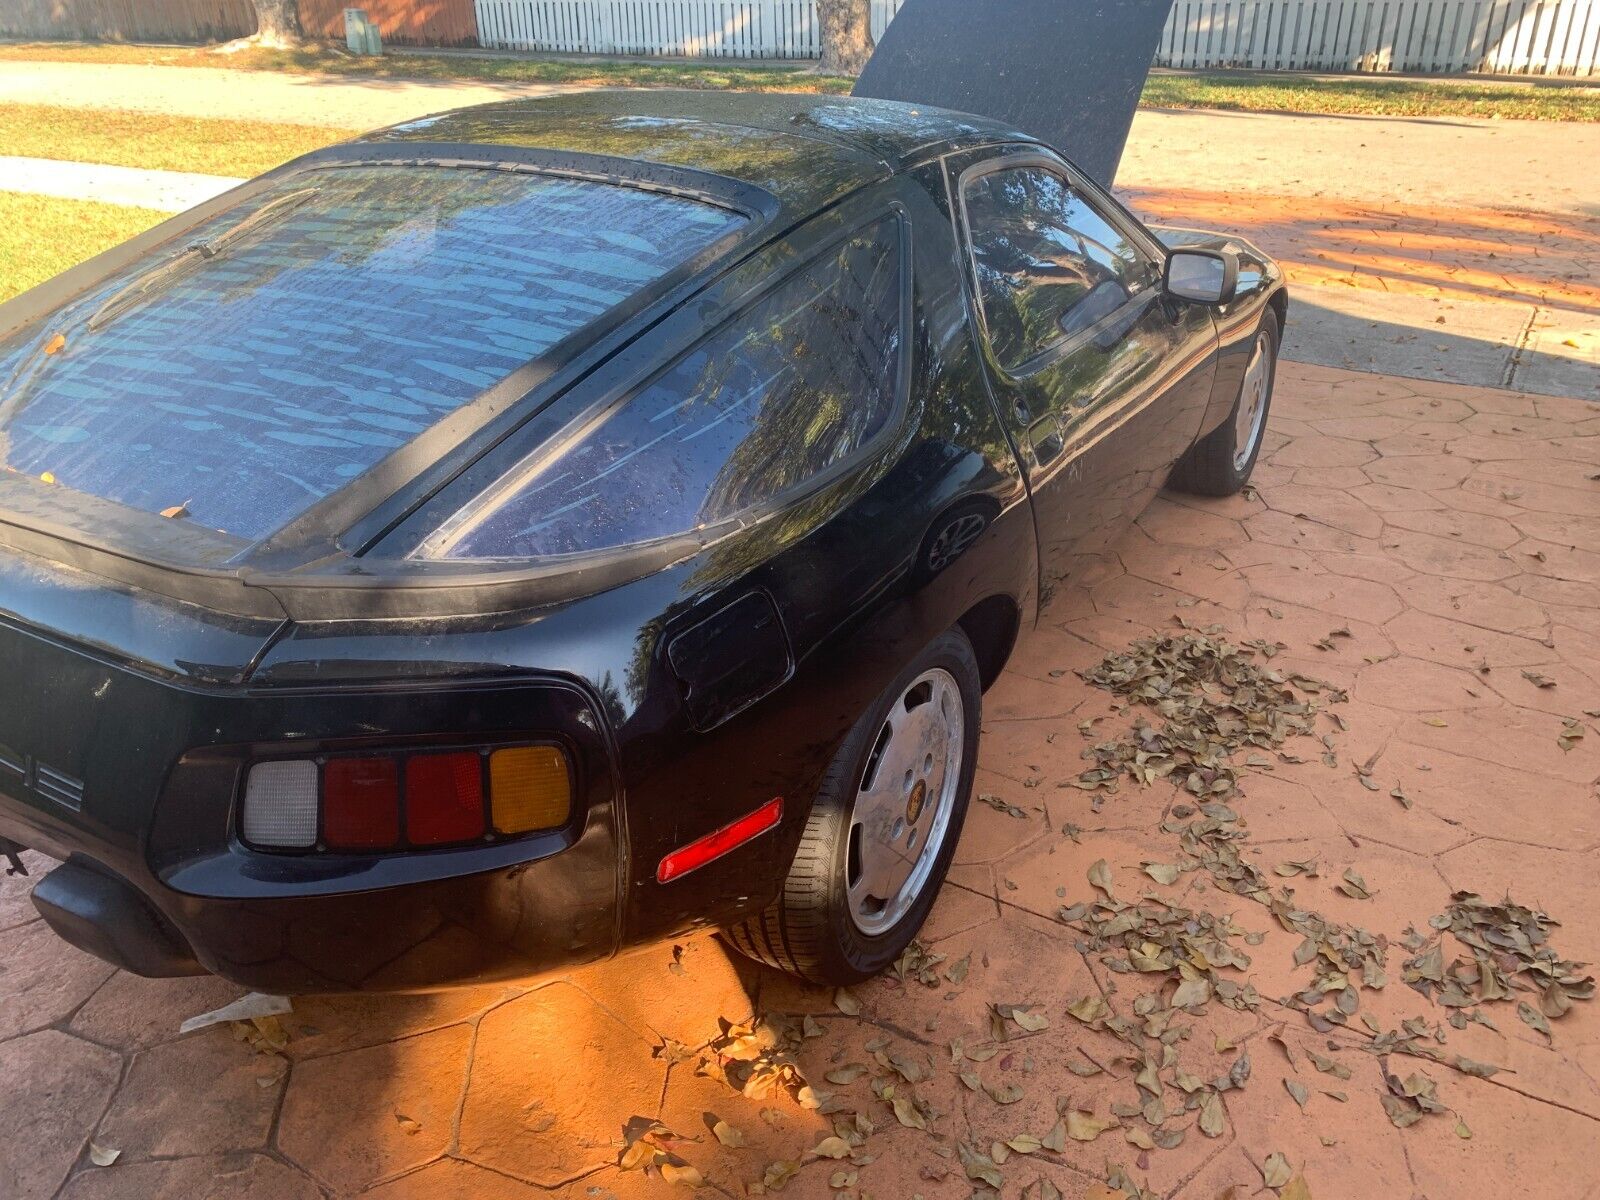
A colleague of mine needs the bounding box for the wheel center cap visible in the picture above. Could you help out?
[906,778,927,824]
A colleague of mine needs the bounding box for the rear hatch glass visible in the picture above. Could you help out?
[0,165,745,542]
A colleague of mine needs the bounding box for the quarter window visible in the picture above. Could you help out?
[431,219,905,560]
[963,165,1148,371]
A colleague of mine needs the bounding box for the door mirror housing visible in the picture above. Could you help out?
[1164,248,1238,305]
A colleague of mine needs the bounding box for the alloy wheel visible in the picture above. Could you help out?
[1232,328,1274,471]
[845,667,964,935]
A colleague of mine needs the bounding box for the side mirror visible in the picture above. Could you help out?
[1164,248,1238,305]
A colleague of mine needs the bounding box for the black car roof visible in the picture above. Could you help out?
[358,90,1042,220]
[0,93,1045,621]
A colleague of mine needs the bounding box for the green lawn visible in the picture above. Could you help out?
[1141,71,1600,121]
[0,41,1597,118]
[0,191,167,303]
[0,104,348,177]
[0,40,855,94]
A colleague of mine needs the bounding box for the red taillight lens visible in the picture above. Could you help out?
[322,757,400,849]
[404,751,486,845]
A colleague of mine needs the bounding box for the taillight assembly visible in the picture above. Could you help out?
[239,744,572,852]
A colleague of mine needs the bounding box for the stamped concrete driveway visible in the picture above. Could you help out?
[1,359,1597,1200]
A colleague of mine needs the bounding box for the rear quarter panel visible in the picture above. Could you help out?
[253,174,1036,951]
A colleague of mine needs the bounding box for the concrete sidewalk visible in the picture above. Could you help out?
[0,155,239,210]
[0,60,579,129]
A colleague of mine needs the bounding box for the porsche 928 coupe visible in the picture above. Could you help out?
[0,90,1283,992]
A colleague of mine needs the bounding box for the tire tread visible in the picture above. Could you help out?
[727,631,979,985]
[1169,308,1280,497]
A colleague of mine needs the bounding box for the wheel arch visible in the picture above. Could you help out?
[956,593,1021,692]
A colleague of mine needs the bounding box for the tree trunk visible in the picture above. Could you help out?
[817,0,874,75]
[251,0,304,45]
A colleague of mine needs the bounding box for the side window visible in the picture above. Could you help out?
[432,219,905,560]
[962,165,1148,371]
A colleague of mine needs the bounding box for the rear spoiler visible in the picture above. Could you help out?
[853,0,1175,188]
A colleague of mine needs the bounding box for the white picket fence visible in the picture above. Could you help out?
[474,0,902,58]
[472,0,1600,74]
[1160,0,1600,73]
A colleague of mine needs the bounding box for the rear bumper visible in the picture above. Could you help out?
[0,614,626,992]
[18,832,625,993]
[32,858,206,978]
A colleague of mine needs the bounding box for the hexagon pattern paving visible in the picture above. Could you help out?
[1,361,1597,1199]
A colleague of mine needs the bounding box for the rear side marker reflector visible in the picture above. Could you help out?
[657,797,783,884]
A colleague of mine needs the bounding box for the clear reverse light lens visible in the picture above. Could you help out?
[242,760,319,848]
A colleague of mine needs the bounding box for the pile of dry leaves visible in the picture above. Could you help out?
[610,626,1591,1199]
[1070,627,1344,805]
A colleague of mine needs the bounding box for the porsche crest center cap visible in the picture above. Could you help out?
[906,778,927,825]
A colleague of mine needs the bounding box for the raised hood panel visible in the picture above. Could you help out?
[853,0,1175,187]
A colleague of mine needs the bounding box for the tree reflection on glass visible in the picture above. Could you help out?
[443,220,903,560]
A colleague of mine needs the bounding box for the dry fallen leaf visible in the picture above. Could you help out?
[1011,1007,1050,1032]
[985,1081,1025,1105]
[1260,1151,1293,1189]
[1337,868,1372,900]
[88,1143,120,1168]
[1143,862,1181,886]
[810,1135,852,1160]
[711,1119,744,1147]
[1088,858,1115,895]
[891,1093,926,1130]
[660,1162,705,1188]
[393,1110,421,1136]
[1065,1109,1118,1142]
[1067,993,1112,1025]
[758,1159,799,1190]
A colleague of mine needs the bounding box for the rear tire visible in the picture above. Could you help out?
[1169,308,1280,497]
[724,629,981,985]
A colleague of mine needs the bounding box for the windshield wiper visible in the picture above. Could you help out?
[85,186,320,333]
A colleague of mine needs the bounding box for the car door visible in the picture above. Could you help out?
[950,149,1218,603]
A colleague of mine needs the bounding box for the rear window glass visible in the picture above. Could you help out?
[0,167,744,540]
[427,219,905,561]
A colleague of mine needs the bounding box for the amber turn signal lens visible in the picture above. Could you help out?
[489,745,571,834]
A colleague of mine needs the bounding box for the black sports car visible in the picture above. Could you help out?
[0,89,1283,992]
